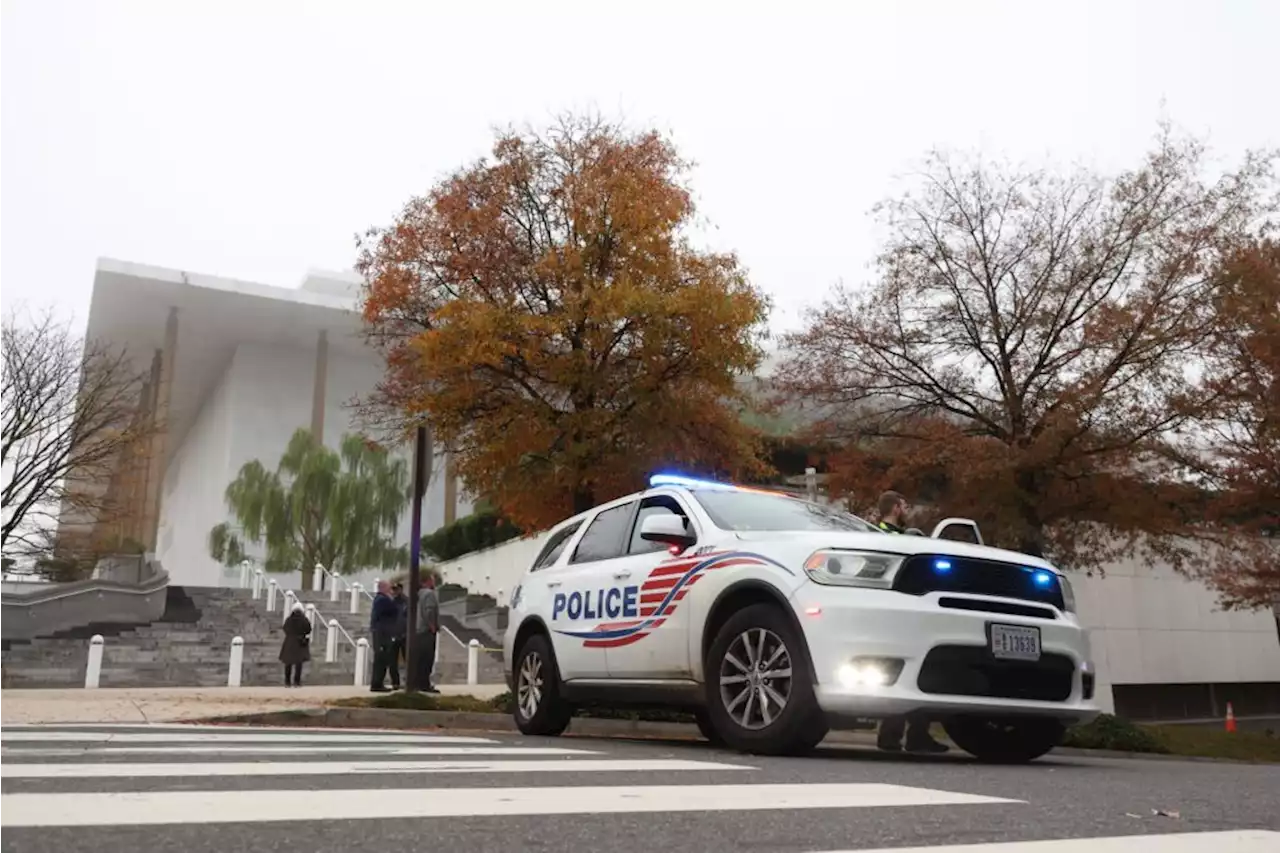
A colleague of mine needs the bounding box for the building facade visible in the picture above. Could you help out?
[64,259,473,589]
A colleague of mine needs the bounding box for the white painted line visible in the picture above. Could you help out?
[2,745,598,757]
[1,758,751,778]
[0,783,1018,826]
[0,732,495,744]
[2,723,472,735]
[811,830,1280,853]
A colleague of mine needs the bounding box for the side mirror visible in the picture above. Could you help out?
[905,527,925,537]
[640,514,696,549]
[930,517,984,545]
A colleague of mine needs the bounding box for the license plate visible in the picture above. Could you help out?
[989,623,1041,661]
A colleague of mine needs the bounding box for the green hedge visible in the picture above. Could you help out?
[422,503,523,561]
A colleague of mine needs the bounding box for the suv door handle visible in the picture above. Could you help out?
[613,570,632,580]
[546,581,562,588]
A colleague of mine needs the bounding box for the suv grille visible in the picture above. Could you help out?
[893,554,1066,610]
[917,645,1075,702]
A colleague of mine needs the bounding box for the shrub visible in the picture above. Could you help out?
[1062,714,1170,754]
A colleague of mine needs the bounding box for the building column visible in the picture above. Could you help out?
[443,451,458,525]
[142,307,178,551]
[310,329,328,443]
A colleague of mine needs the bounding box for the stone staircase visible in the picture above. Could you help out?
[0,583,505,689]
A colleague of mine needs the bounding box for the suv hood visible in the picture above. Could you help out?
[731,529,1059,572]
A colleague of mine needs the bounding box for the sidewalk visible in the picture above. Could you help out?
[0,684,509,725]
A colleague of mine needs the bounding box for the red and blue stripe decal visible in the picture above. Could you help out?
[554,550,792,648]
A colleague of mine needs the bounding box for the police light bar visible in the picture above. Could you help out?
[648,473,738,490]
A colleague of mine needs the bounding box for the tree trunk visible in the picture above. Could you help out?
[572,486,595,515]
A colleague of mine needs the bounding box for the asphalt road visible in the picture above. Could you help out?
[1,723,1278,853]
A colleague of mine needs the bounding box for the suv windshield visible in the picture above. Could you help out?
[690,488,877,533]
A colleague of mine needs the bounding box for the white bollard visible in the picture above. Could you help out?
[228,636,244,687]
[267,579,278,612]
[304,603,317,634]
[326,619,339,663]
[354,638,369,686]
[85,635,104,688]
[329,572,340,603]
[252,569,264,599]
[349,583,361,614]
[467,638,480,686]
[312,564,324,593]
[240,560,252,588]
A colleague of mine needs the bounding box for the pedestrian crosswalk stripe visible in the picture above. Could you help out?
[1,757,751,778]
[2,745,599,757]
[0,731,496,744]
[0,782,1019,826]
[810,830,1280,853]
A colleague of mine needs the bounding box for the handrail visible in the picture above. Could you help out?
[440,624,467,649]
[329,619,357,649]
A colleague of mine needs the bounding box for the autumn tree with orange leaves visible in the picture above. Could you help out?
[776,126,1277,584]
[1177,239,1280,608]
[358,116,770,530]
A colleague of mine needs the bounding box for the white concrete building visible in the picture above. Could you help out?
[74,259,473,589]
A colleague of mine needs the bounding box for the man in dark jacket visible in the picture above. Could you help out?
[390,581,408,689]
[874,490,949,754]
[415,573,441,693]
[369,580,400,692]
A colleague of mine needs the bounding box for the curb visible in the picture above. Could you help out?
[188,706,1273,764]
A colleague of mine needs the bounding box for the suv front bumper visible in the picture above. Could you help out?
[791,583,1102,724]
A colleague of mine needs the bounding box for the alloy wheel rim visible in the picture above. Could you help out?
[517,651,544,719]
[719,627,792,730]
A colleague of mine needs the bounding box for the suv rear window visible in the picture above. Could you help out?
[530,521,582,571]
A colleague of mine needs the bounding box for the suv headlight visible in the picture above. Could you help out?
[803,550,905,588]
[1059,573,1076,613]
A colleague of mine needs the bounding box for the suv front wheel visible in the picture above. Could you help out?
[512,633,573,737]
[703,603,828,755]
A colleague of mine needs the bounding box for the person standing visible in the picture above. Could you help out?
[415,573,441,693]
[874,490,949,754]
[390,581,408,686]
[369,580,399,692]
[279,602,312,687]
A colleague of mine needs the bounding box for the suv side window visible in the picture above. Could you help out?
[628,494,694,555]
[531,521,582,571]
[571,502,636,564]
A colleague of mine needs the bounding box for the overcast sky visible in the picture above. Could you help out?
[3,0,1277,339]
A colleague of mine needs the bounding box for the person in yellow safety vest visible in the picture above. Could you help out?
[875,490,949,754]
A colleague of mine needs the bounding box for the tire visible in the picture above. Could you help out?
[703,603,828,755]
[942,716,1065,763]
[512,633,573,737]
[694,708,725,746]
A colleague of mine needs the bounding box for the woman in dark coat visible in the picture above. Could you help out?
[280,602,312,687]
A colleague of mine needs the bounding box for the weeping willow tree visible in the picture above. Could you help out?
[208,428,411,590]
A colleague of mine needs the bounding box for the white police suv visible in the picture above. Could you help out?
[503,474,1101,760]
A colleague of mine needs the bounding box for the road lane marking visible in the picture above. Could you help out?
[1,758,751,778]
[0,783,1018,826]
[811,830,1280,852]
[0,732,496,744]
[2,745,598,757]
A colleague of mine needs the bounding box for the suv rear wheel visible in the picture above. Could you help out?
[942,716,1065,763]
[703,603,828,755]
[512,633,573,737]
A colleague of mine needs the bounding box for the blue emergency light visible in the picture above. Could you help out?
[648,473,737,490]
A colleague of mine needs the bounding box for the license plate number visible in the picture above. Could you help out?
[990,623,1041,661]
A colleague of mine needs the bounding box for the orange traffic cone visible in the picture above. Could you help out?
[1225,702,1237,733]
